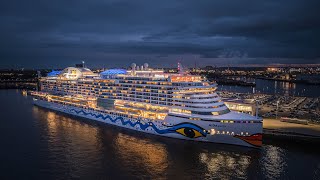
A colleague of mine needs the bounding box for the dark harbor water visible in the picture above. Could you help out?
[218,78,320,97]
[1,90,320,179]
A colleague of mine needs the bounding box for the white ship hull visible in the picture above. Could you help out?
[33,99,262,148]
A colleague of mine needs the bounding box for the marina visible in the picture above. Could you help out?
[219,91,320,123]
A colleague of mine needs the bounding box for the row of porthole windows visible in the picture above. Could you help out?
[176,104,226,109]
[173,95,219,100]
[173,100,221,104]
[220,120,256,123]
[191,109,230,116]
[209,129,250,136]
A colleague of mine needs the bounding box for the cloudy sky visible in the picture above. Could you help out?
[0,0,319,68]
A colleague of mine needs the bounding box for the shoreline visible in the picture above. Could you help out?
[256,77,320,85]
[263,118,320,143]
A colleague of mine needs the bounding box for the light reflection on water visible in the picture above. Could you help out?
[0,90,320,179]
[261,146,287,179]
[219,78,319,97]
[114,134,169,177]
[199,152,251,179]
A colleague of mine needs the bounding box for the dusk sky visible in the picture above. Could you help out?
[1,0,319,68]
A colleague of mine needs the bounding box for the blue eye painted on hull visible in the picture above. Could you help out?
[162,123,207,138]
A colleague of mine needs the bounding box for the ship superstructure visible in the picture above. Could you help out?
[33,63,262,148]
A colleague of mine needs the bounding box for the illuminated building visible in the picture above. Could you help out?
[223,99,257,115]
[32,63,263,148]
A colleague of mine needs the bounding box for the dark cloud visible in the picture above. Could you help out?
[0,0,319,68]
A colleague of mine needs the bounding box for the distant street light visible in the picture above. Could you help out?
[255,100,259,117]
[276,99,280,119]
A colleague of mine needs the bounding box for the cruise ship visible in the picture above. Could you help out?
[32,63,262,148]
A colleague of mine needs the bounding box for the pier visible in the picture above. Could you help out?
[263,118,320,143]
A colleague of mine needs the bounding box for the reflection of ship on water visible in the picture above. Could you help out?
[33,105,169,178]
[114,133,169,177]
[32,106,104,175]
